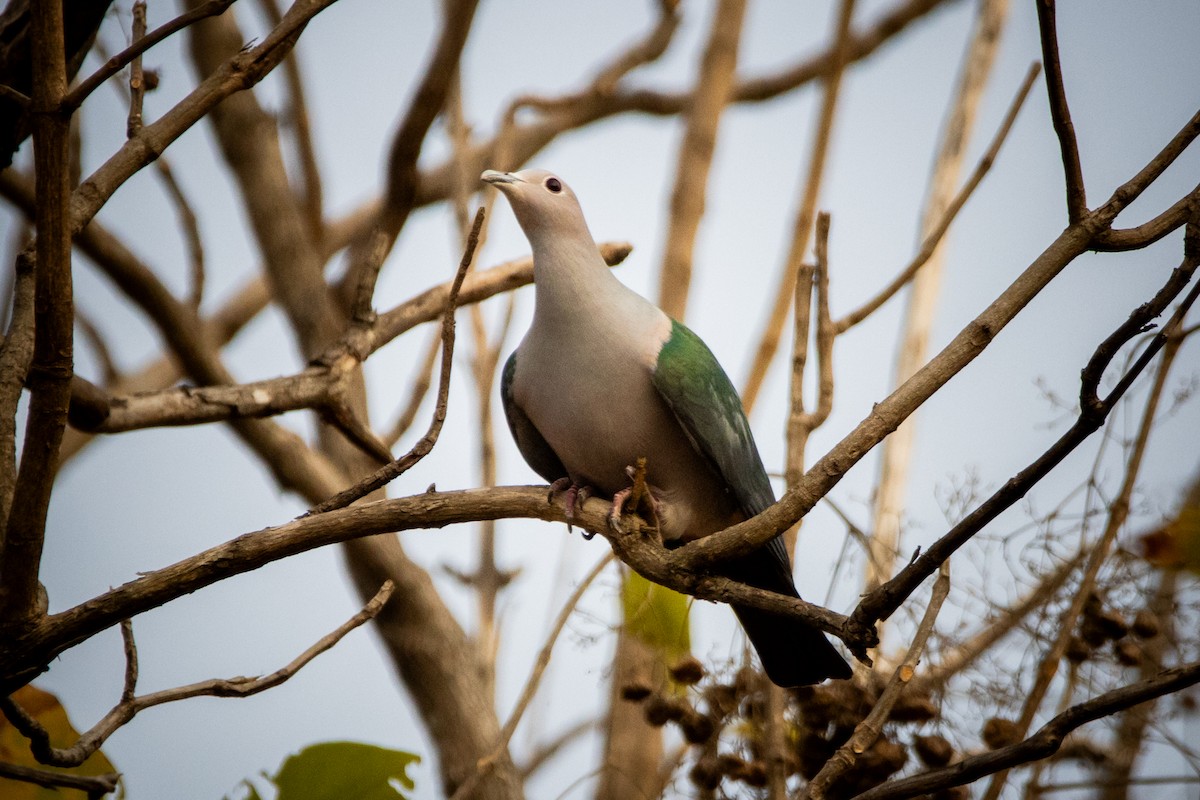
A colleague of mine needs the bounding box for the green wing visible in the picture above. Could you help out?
[501,351,569,484]
[651,320,776,518]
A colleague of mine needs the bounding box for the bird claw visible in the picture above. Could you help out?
[548,478,596,538]
[609,458,660,535]
[608,488,632,531]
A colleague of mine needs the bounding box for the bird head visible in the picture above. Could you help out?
[481,169,593,244]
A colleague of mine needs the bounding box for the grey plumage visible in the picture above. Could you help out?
[485,168,850,687]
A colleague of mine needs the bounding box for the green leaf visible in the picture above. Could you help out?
[622,570,691,661]
[269,741,419,800]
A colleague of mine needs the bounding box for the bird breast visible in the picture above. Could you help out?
[512,314,736,542]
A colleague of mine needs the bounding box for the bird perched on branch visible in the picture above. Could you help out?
[483,168,850,687]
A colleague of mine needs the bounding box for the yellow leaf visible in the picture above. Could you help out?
[0,685,119,800]
[622,570,691,662]
[1141,463,1200,576]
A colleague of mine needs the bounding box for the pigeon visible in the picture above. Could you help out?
[483,168,851,687]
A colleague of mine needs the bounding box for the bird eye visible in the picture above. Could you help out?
[544,177,562,193]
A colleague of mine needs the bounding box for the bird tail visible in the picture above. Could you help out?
[732,602,852,687]
[722,546,852,687]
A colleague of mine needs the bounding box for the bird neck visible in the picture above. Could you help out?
[529,235,631,326]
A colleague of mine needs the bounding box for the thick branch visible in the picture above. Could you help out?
[0,485,852,692]
[1,0,73,628]
[656,0,746,320]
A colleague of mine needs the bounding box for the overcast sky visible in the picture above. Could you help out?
[12,1,1200,798]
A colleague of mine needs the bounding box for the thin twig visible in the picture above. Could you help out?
[64,0,238,111]
[306,207,484,515]
[74,310,119,384]
[447,553,615,800]
[518,719,598,780]
[155,160,206,310]
[126,1,147,138]
[850,659,1200,800]
[1035,0,1086,223]
[319,400,393,465]
[119,619,137,703]
[0,761,119,795]
[834,62,1038,333]
[383,328,443,448]
[782,211,834,557]
[1,580,394,768]
[741,0,857,414]
[806,561,951,798]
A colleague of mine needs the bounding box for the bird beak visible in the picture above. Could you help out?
[481,169,521,187]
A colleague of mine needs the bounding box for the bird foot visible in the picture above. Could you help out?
[548,478,596,539]
[608,458,660,535]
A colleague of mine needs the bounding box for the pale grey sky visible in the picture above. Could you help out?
[17,1,1200,797]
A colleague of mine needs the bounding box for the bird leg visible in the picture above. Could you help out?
[609,457,660,534]
[548,477,596,539]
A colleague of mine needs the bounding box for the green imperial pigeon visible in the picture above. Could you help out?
[483,168,851,687]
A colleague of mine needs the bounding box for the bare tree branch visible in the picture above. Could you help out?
[1034,0,1086,223]
[448,554,615,800]
[656,0,746,320]
[742,0,857,414]
[850,659,1200,800]
[1,0,74,629]
[62,0,237,111]
[805,562,950,799]
[1,581,394,768]
[125,1,147,138]
[853,223,1200,639]
[0,761,119,796]
[306,207,484,515]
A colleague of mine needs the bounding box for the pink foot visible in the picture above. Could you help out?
[548,478,596,539]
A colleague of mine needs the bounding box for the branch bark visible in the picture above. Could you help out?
[656,0,746,320]
[1,0,73,629]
